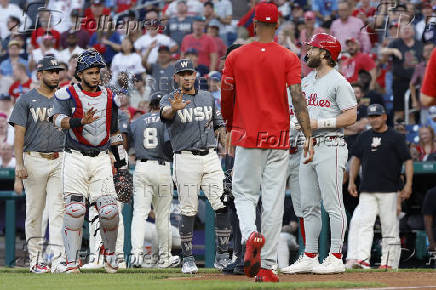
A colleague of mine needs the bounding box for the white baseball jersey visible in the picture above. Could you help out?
[302,69,357,136]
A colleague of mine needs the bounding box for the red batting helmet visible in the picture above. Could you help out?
[305,33,341,61]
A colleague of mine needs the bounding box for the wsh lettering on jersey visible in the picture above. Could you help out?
[31,107,53,123]
[178,106,212,123]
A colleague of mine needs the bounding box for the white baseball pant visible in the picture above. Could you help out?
[232,147,289,270]
[356,192,401,268]
[143,221,181,257]
[346,204,361,262]
[131,160,173,261]
[23,152,65,267]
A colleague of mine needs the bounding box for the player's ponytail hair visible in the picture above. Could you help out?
[322,50,337,68]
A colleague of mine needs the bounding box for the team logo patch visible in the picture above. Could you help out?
[180,61,188,68]
[371,137,381,151]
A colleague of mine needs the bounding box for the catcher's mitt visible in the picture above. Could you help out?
[221,169,234,207]
[113,169,133,203]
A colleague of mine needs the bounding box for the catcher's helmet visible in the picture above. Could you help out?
[305,33,341,61]
[76,49,106,73]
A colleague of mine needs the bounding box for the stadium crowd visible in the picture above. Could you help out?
[0,0,436,270]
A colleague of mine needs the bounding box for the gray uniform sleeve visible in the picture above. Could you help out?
[213,109,225,130]
[159,94,173,121]
[336,79,357,111]
[52,97,73,117]
[8,96,28,127]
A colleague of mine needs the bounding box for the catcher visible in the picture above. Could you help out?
[51,49,128,273]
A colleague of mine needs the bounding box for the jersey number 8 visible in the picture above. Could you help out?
[143,128,159,149]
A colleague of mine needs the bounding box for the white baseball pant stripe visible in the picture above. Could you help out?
[131,160,173,260]
[300,142,348,254]
[173,150,225,216]
[357,192,401,268]
[287,149,303,217]
[23,152,65,266]
[232,147,289,270]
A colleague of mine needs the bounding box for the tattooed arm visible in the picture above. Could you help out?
[290,83,311,139]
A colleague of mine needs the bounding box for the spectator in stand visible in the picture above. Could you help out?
[410,43,435,122]
[277,0,291,19]
[82,0,111,35]
[210,0,232,45]
[116,0,137,13]
[207,19,227,71]
[9,63,31,101]
[422,186,436,251]
[277,24,300,55]
[143,45,175,95]
[340,37,376,90]
[57,32,84,65]
[184,47,209,78]
[357,71,385,107]
[135,10,178,65]
[348,104,413,269]
[416,3,434,42]
[289,3,304,23]
[237,0,257,39]
[60,9,90,49]
[208,71,221,110]
[181,16,218,73]
[352,0,376,19]
[46,0,72,33]
[165,0,204,17]
[89,26,122,66]
[421,44,436,107]
[111,38,145,86]
[166,1,194,47]
[130,73,151,108]
[312,0,337,21]
[330,1,371,53]
[0,143,15,168]
[0,40,28,77]
[0,73,14,96]
[31,9,61,50]
[29,34,60,71]
[58,62,71,88]
[381,24,422,122]
[0,0,32,40]
[203,1,216,26]
[1,15,21,52]
[299,11,326,76]
[0,112,13,145]
[415,126,436,161]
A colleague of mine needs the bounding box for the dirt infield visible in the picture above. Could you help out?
[185,271,436,288]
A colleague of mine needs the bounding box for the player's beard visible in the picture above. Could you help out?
[83,78,98,89]
[43,78,59,90]
[306,55,322,68]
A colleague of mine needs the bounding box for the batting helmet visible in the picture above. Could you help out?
[305,33,341,61]
[76,49,106,73]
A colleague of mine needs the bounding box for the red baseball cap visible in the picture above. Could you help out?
[254,2,279,24]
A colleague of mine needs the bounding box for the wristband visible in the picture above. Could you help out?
[69,118,83,128]
[317,118,336,129]
[54,114,67,128]
[110,133,123,144]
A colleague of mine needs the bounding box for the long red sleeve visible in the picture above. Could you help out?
[221,56,235,132]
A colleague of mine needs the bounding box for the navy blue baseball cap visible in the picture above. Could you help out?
[174,59,196,74]
[367,104,386,116]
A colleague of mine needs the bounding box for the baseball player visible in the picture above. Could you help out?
[221,2,313,283]
[129,95,178,268]
[281,33,357,275]
[160,58,231,274]
[51,49,128,273]
[9,56,66,273]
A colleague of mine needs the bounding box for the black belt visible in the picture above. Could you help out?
[136,158,166,165]
[65,148,105,157]
[175,149,214,156]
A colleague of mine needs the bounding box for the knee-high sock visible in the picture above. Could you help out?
[179,215,195,258]
[215,208,231,254]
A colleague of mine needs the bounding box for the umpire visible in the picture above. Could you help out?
[348,104,413,269]
[9,56,66,273]
[160,59,231,274]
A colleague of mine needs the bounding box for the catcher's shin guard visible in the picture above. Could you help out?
[63,194,86,268]
[96,195,119,254]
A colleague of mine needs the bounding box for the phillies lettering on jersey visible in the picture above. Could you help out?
[177,106,213,123]
[67,84,112,147]
[304,92,331,108]
[30,107,53,122]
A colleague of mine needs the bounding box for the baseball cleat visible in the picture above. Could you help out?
[352,260,370,270]
[81,261,104,269]
[255,268,279,282]
[30,263,50,274]
[51,262,67,273]
[181,256,198,274]
[244,231,265,277]
[214,252,231,270]
[378,265,393,270]
[65,266,81,274]
[158,255,181,268]
[280,254,319,274]
[312,254,345,274]
[104,253,119,273]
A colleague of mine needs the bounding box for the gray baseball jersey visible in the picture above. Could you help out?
[129,111,171,161]
[159,90,225,152]
[302,70,357,136]
[9,88,65,152]
[118,110,130,134]
[51,84,119,152]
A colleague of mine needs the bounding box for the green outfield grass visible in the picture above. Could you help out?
[0,268,387,290]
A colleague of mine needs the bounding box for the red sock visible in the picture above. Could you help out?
[299,217,306,246]
[305,252,317,258]
[332,253,342,259]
